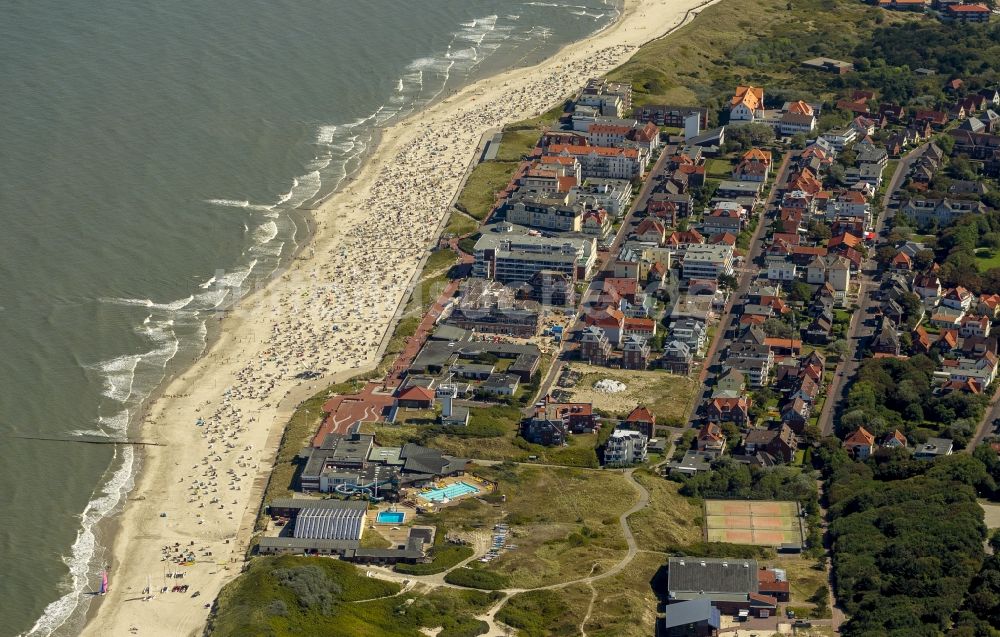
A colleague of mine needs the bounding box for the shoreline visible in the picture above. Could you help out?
[75,1,717,635]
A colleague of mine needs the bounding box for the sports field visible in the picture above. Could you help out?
[704,500,804,547]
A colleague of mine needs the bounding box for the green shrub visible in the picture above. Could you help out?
[443,566,510,590]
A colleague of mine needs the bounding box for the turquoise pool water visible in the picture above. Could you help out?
[376,511,405,524]
[420,481,480,502]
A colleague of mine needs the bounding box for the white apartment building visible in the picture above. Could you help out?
[604,428,648,466]
[681,244,734,280]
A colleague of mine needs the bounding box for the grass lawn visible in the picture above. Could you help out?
[705,158,733,179]
[360,528,392,549]
[627,471,704,551]
[561,363,698,427]
[496,128,542,162]
[419,463,637,588]
[770,555,831,619]
[444,210,480,237]
[975,248,1000,270]
[456,160,519,221]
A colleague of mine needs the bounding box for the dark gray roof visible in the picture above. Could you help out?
[399,443,468,476]
[269,498,368,513]
[667,557,759,598]
[662,599,718,629]
[258,537,359,551]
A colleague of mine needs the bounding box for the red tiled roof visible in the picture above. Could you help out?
[396,386,435,402]
[845,426,875,446]
[625,406,655,423]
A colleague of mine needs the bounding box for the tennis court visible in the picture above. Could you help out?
[704,500,804,547]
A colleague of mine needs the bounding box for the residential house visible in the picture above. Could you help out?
[730,85,765,122]
[743,425,797,463]
[913,272,942,302]
[781,397,810,433]
[579,325,614,365]
[671,317,708,353]
[704,396,752,426]
[734,148,772,182]
[881,430,908,449]
[621,405,656,438]
[806,312,833,344]
[943,286,975,311]
[806,255,852,304]
[715,368,747,396]
[622,335,652,370]
[661,340,694,374]
[844,427,876,459]
[697,422,728,456]
[584,307,625,345]
[872,316,901,355]
[959,315,991,339]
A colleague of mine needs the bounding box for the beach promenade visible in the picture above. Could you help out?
[79,1,716,635]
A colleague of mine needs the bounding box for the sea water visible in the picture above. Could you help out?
[0,0,618,634]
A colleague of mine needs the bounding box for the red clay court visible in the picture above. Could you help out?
[704,500,804,548]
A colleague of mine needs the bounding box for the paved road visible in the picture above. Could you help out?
[969,389,1000,450]
[816,145,923,436]
[686,152,792,424]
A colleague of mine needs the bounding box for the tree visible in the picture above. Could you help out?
[807,221,832,242]
[875,245,900,268]
[763,318,795,339]
[913,249,936,271]
[788,281,814,302]
[830,339,850,359]
[718,273,738,290]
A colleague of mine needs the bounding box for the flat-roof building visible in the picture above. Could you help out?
[682,244,734,280]
[473,223,596,283]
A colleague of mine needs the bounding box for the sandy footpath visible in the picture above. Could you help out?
[79,1,714,635]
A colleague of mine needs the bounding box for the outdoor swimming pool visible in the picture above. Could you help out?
[376,511,405,524]
[420,481,480,502]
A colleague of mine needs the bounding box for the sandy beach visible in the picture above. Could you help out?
[78,1,715,635]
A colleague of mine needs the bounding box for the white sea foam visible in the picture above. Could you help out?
[92,355,140,403]
[106,295,194,312]
[204,198,272,212]
[252,221,279,245]
[284,170,322,209]
[315,124,338,144]
[24,443,134,637]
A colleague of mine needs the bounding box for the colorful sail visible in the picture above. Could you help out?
[100,570,108,595]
